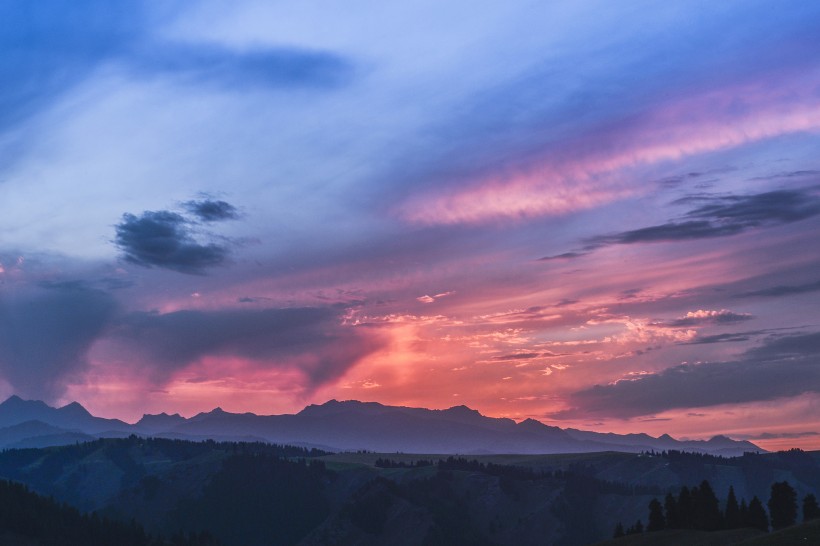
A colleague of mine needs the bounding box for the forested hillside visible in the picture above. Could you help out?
[1,438,819,545]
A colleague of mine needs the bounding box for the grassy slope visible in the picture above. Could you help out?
[738,518,820,545]
[593,519,820,546]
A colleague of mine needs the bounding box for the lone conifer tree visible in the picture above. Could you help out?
[739,498,749,526]
[768,481,797,530]
[746,496,769,532]
[664,492,679,528]
[647,498,666,532]
[694,480,722,531]
[803,494,820,522]
[677,486,693,528]
[724,486,741,529]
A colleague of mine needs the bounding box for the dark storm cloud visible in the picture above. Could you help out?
[0,283,119,400]
[735,279,820,298]
[540,189,820,260]
[183,199,240,222]
[114,210,231,274]
[552,331,820,419]
[112,305,384,387]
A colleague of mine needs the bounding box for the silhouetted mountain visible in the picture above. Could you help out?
[0,395,130,435]
[135,412,186,433]
[0,396,763,455]
[168,399,762,455]
[563,428,762,456]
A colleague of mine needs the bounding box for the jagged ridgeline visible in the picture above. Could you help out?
[0,396,763,456]
[1,437,820,545]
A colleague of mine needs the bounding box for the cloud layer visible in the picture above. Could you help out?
[111,305,383,387]
[554,332,820,419]
[542,188,820,259]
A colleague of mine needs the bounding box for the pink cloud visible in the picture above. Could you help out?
[400,69,820,225]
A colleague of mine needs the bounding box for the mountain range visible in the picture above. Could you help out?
[0,395,763,456]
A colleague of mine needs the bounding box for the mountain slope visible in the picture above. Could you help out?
[0,396,763,455]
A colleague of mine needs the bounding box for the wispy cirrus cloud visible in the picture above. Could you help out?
[416,291,455,304]
[683,331,765,345]
[125,41,352,91]
[735,279,820,298]
[400,69,820,225]
[0,1,353,140]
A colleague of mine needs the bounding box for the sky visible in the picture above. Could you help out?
[2,1,820,451]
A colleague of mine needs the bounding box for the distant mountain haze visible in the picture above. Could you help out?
[0,396,762,456]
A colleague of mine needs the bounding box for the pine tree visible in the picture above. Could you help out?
[693,480,722,531]
[803,494,820,522]
[664,492,679,528]
[768,481,797,530]
[647,498,666,532]
[613,522,625,538]
[724,486,741,529]
[746,496,769,532]
[677,486,693,528]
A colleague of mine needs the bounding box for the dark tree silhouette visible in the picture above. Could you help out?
[613,522,625,538]
[724,486,741,529]
[804,494,820,522]
[693,480,722,531]
[647,498,666,532]
[768,481,797,530]
[625,520,643,535]
[677,486,693,529]
[664,492,679,528]
[0,479,215,545]
[746,496,769,532]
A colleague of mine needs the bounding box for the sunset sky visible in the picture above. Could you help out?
[2,0,820,450]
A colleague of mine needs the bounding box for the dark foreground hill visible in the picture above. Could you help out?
[0,396,762,456]
[0,438,817,545]
[593,518,820,545]
[0,478,216,546]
